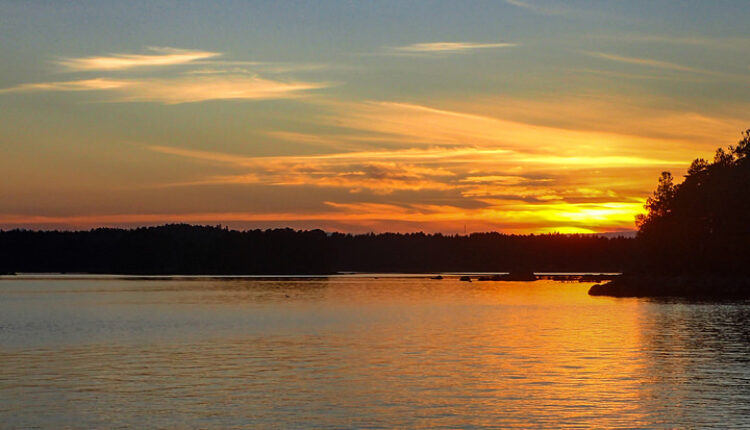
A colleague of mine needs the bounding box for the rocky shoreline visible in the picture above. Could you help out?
[588,275,750,298]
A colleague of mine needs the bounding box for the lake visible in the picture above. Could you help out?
[2,275,750,428]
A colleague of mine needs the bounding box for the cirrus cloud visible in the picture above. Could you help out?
[382,41,517,57]
[0,75,330,104]
[392,42,517,53]
[56,47,221,71]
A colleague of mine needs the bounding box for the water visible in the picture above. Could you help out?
[2,276,750,429]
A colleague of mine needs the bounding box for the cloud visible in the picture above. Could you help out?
[57,47,220,71]
[596,33,750,50]
[140,97,694,210]
[0,75,330,103]
[1,46,333,103]
[0,198,642,234]
[504,0,565,15]
[147,135,682,199]
[0,78,128,93]
[324,101,697,160]
[390,42,517,54]
[148,145,468,193]
[188,61,333,74]
[583,51,711,74]
[112,75,329,104]
[132,98,712,233]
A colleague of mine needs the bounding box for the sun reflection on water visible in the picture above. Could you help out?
[2,277,750,428]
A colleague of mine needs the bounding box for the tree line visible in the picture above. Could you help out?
[0,225,634,275]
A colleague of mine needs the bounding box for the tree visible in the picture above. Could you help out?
[635,171,675,232]
[634,129,750,274]
[730,128,750,159]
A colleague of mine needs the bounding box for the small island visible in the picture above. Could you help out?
[590,129,750,298]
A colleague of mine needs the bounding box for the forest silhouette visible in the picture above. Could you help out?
[634,129,750,275]
[590,129,750,297]
[0,226,632,275]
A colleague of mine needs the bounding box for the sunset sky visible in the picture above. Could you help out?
[1,1,749,234]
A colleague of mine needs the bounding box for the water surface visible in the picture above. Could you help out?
[2,276,749,428]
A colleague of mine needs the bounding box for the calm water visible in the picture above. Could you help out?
[2,276,750,429]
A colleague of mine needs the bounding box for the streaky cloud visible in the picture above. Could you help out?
[504,0,565,15]
[0,78,128,93]
[112,75,329,104]
[0,75,330,104]
[189,61,333,74]
[597,33,750,49]
[57,47,220,71]
[583,51,713,74]
[390,42,516,55]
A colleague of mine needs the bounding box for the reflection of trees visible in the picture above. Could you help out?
[124,278,332,305]
[636,300,750,425]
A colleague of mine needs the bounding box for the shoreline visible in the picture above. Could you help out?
[589,275,750,298]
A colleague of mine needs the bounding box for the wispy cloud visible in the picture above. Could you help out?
[391,42,517,54]
[504,0,565,15]
[0,46,334,103]
[111,76,329,104]
[0,78,128,93]
[146,130,682,198]
[57,47,220,71]
[583,51,710,74]
[188,61,333,74]
[0,75,329,103]
[135,99,703,229]
[596,33,750,50]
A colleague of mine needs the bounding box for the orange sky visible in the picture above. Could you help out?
[1,2,749,234]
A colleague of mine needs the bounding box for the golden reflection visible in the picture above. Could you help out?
[4,278,749,427]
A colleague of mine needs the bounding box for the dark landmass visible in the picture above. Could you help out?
[477,272,537,282]
[589,275,750,298]
[539,274,619,283]
[590,130,750,298]
[0,225,634,275]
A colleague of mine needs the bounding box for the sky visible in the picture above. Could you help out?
[1,0,749,234]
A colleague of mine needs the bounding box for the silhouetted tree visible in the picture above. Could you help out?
[635,129,750,275]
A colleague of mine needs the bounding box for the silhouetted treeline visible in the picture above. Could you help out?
[635,129,750,275]
[0,224,635,275]
[329,231,633,273]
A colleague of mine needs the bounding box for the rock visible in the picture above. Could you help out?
[500,271,537,282]
[431,275,443,280]
[459,276,472,282]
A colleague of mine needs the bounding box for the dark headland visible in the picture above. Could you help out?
[589,129,750,298]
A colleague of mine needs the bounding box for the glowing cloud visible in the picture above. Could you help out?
[111,75,329,104]
[390,42,516,54]
[56,47,220,71]
[0,78,128,93]
[0,75,329,103]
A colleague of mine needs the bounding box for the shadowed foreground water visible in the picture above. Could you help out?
[2,276,750,428]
